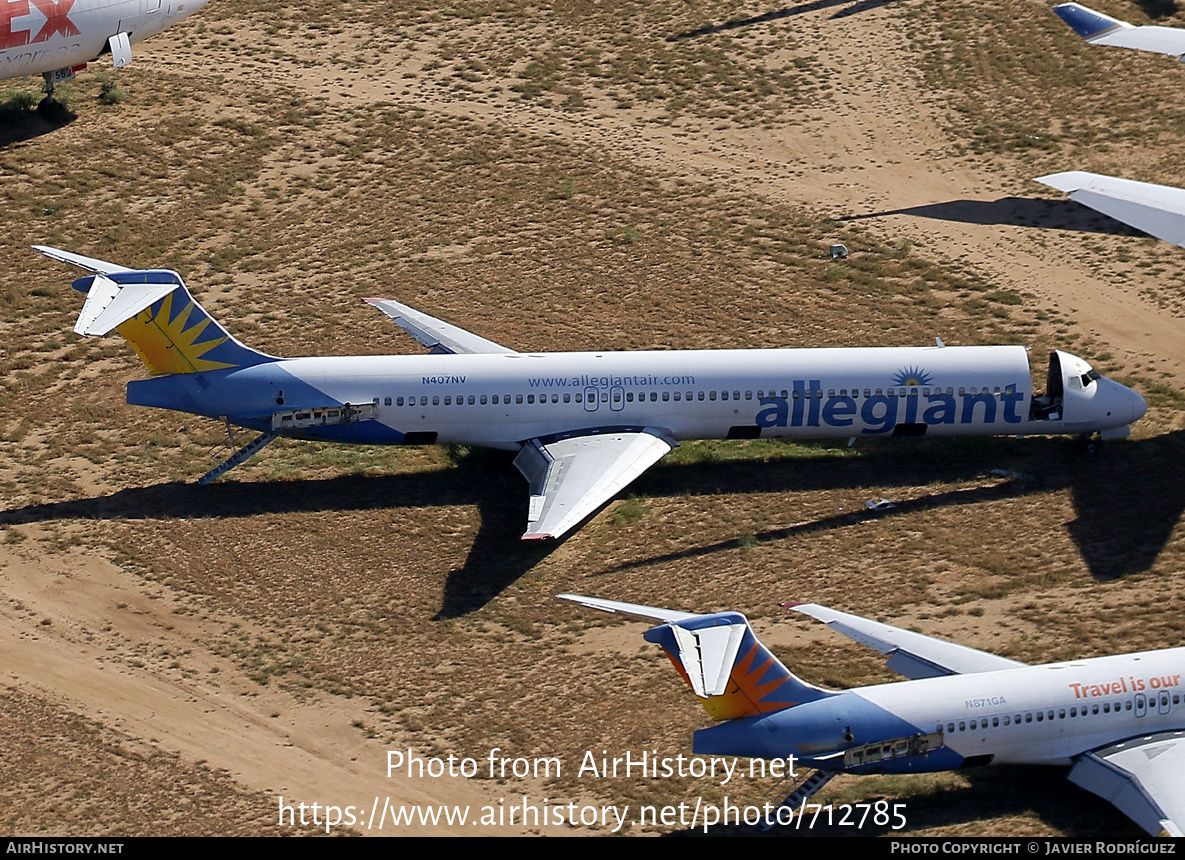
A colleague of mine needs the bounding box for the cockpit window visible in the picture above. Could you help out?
[1080,370,1100,388]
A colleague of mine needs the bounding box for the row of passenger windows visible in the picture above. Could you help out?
[380,386,1012,408]
[941,692,1181,734]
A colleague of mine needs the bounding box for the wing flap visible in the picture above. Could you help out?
[363,297,516,355]
[784,602,1026,678]
[514,428,674,540]
[1069,731,1185,837]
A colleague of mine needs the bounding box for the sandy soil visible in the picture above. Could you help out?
[1,0,1182,839]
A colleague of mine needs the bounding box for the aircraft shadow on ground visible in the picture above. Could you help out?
[671,764,1144,837]
[667,0,896,40]
[0,109,74,147]
[2,433,1181,613]
[1137,0,1179,20]
[840,197,1146,238]
[598,430,1185,583]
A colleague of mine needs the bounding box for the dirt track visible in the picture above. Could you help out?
[1,0,1182,837]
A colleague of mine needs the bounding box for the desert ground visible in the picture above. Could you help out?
[1,0,1183,837]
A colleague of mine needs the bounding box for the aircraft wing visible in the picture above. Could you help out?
[33,245,134,275]
[1037,171,1185,248]
[556,594,702,625]
[1054,3,1185,58]
[513,429,675,540]
[784,602,1027,679]
[1069,731,1185,837]
[363,298,517,355]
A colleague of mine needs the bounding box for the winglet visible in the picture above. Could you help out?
[1053,3,1131,41]
[1052,3,1185,59]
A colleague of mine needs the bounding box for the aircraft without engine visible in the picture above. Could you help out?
[36,245,1147,541]
[1,0,212,114]
[560,593,1185,836]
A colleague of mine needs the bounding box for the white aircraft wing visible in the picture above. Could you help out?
[33,245,134,275]
[1036,171,1185,248]
[513,429,675,540]
[1069,731,1185,837]
[363,297,517,355]
[1054,3,1185,58]
[556,594,702,625]
[785,602,1027,679]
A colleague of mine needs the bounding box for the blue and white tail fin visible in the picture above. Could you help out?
[558,594,833,720]
[36,246,275,377]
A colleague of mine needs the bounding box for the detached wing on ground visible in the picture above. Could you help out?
[1070,732,1185,836]
[1053,3,1185,58]
[784,602,1027,678]
[514,429,675,540]
[1037,171,1185,248]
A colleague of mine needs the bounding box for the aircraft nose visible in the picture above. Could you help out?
[1130,387,1148,424]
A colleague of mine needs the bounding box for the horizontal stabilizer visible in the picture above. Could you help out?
[74,275,177,337]
[33,244,133,275]
[363,297,517,355]
[564,593,831,718]
[785,602,1026,678]
[1053,3,1185,58]
[1036,171,1185,248]
[556,594,701,625]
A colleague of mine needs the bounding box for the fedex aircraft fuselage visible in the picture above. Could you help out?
[38,246,1147,540]
[1,0,211,95]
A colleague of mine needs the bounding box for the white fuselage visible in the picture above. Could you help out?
[858,648,1185,766]
[1,0,210,80]
[148,344,1146,447]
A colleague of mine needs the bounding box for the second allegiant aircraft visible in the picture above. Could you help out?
[37,246,1147,540]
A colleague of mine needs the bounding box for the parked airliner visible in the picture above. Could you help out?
[1,0,212,114]
[560,593,1185,836]
[36,245,1147,541]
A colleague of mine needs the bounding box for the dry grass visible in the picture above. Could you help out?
[0,0,1181,837]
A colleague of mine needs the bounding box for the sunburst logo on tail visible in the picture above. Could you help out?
[116,290,235,376]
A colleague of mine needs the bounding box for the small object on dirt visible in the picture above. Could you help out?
[864,498,896,511]
[829,243,848,258]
